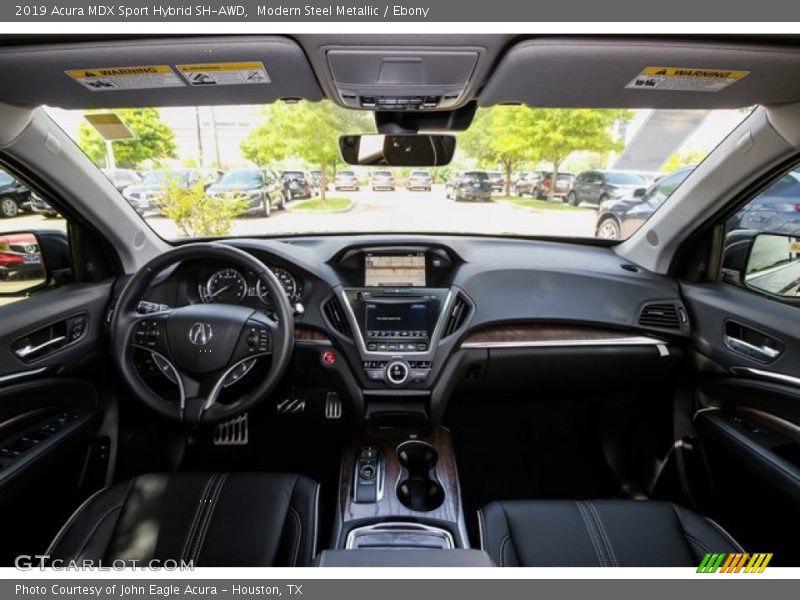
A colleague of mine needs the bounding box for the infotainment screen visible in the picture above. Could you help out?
[364,252,426,287]
[365,302,429,339]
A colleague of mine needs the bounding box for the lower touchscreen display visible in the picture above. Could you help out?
[365,302,429,338]
[364,252,426,287]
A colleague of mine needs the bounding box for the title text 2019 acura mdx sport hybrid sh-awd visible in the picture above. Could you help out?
[0,34,800,569]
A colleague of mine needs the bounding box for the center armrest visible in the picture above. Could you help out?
[315,549,495,567]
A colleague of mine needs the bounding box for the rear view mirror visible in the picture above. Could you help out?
[0,231,47,296]
[744,233,800,298]
[339,134,456,166]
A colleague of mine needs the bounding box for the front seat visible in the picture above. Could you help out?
[479,499,743,567]
[46,472,319,567]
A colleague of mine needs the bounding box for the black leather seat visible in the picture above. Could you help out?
[479,499,744,567]
[47,472,320,567]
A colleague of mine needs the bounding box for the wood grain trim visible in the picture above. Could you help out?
[461,323,642,345]
[294,325,331,344]
[733,406,800,445]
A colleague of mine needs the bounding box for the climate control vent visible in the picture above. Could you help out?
[324,297,352,338]
[638,303,681,330]
[443,294,470,338]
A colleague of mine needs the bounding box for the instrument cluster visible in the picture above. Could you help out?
[197,266,303,307]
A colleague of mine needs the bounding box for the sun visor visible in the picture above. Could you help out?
[0,36,323,108]
[479,38,800,109]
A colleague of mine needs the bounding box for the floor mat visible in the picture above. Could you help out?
[444,398,621,546]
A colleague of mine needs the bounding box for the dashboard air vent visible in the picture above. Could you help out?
[638,303,680,330]
[323,297,352,337]
[443,294,470,338]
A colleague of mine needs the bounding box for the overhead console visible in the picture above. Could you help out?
[322,46,485,111]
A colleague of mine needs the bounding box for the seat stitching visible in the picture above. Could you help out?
[499,534,512,567]
[193,473,229,566]
[73,504,124,559]
[288,507,302,567]
[46,486,109,556]
[587,501,618,567]
[683,533,711,554]
[706,518,745,552]
[181,474,217,562]
[574,501,606,567]
[498,502,521,567]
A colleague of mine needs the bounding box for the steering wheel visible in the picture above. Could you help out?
[110,243,294,425]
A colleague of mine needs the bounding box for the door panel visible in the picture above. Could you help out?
[681,281,800,564]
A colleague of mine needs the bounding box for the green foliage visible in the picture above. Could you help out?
[156,180,248,238]
[241,101,374,201]
[77,109,177,169]
[459,106,539,195]
[292,197,352,212]
[662,149,707,173]
[461,106,632,200]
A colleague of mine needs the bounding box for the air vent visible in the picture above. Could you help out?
[323,297,352,338]
[638,303,680,329]
[443,294,470,338]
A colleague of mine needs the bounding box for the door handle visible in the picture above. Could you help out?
[724,335,782,362]
[14,335,66,359]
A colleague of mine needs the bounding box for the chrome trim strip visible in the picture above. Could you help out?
[732,366,800,388]
[204,353,270,410]
[460,336,667,350]
[0,367,48,385]
[15,336,66,359]
[345,522,454,550]
[336,287,455,358]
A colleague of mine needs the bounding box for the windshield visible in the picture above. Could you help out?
[46,102,750,240]
[605,172,647,185]
[217,170,262,186]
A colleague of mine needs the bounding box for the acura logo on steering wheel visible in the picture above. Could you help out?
[188,322,213,346]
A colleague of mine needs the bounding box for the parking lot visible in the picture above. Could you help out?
[2,185,599,239]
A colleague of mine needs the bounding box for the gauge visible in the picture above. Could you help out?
[203,268,247,304]
[256,267,299,304]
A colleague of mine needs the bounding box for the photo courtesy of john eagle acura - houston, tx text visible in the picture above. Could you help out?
[0,3,797,595]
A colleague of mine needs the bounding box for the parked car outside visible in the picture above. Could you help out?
[487,171,505,193]
[334,170,360,191]
[445,171,493,202]
[309,170,327,191]
[206,168,285,217]
[729,170,800,235]
[282,171,314,200]
[122,168,203,215]
[406,170,433,191]
[0,169,32,218]
[28,194,60,218]
[595,166,695,239]
[515,170,575,200]
[371,170,396,191]
[101,168,142,192]
[568,170,649,207]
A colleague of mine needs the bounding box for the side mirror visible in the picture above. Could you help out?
[633,188,647,198]
[0,231,48,296]
[742,233,800,298]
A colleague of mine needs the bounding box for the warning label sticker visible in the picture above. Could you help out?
[625,67,749,93]
[177,62,271,86]
[66,65,185,91]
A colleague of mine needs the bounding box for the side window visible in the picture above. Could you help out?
[723,166,800,299]
[0,164,69,307]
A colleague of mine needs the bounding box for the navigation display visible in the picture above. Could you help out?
[364,252,426,287]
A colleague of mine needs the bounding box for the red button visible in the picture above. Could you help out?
[322,350,336,365]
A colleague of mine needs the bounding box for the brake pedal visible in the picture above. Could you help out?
[213,413,249,446]
[325,392,342,419]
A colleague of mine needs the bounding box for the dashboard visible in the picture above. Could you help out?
[136,235,691,421]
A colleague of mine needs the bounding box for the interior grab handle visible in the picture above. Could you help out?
[14,335,66,359]
[724,335,782,361]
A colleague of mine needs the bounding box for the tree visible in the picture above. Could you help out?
[157,180,248,238]
[459,106,540,195]
[662,148,707,173]
[241,101,374,202]
[77,108,178,169]
[527,108,633,201]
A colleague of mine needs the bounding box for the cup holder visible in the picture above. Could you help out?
[396,441,445,512]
